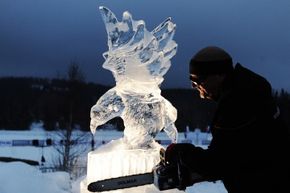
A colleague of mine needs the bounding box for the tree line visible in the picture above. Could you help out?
[0,76,289,133]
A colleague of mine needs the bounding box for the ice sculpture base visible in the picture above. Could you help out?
[80,138,183,193]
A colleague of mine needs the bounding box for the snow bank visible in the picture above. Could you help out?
[0,162,71,193]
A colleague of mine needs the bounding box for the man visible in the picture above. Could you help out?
[164,46,289,193]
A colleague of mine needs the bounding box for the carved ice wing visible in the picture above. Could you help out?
[99,6,138,50]
[163,99,178,143]
[99,6,118,49]
[90,88,125,134]
[152,17,176,51]
[99,6,177,80]
[139,17,177,77]
[163,123,178,143]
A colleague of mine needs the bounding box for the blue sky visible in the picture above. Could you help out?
[1,0,290,90]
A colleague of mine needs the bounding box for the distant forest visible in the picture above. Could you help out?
[0,77,289,134]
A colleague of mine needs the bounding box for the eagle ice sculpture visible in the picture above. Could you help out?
[90,6,178,149]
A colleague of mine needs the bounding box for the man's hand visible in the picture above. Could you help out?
[164,143,204,190]
[165,143,196,165]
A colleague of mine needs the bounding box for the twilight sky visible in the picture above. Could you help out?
[0,0,290,90]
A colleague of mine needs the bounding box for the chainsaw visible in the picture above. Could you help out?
[87,149,203,192]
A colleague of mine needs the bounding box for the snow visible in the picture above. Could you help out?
[0,162,71,193]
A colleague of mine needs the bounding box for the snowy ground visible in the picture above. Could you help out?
[0,128,227,193]
[0,162,71,193]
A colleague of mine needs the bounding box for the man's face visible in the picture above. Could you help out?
[190,74,224,100]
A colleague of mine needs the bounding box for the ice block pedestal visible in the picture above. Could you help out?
[80,139,176,193]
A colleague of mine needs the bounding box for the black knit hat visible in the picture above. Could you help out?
[189,46,233,76]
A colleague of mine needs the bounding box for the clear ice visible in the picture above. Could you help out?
[90,6,178,149]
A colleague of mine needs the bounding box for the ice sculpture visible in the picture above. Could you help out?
[90,6,178,149]
[81,7,182,193]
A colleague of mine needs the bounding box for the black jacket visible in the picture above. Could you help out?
[183,64,289,193]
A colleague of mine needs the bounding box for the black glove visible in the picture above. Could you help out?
[164,143,204,190]
[165,143,196,165]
